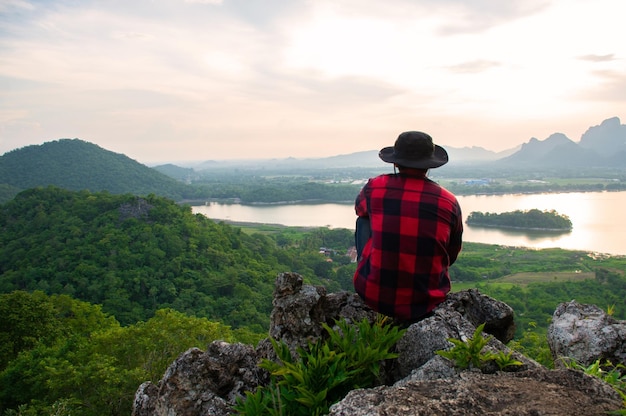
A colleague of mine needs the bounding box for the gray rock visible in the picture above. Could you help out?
[328,368,622,416]
[261,271,377,360]
[392,289,532,380]
[548,300,626,368]
[444,289,517,343]
[132,342,264,416]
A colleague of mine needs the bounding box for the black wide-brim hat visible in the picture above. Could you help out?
[379,131,449,169]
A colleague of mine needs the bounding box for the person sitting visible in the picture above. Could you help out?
[353,131,463,324]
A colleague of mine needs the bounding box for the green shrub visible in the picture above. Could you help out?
[506,321,554,368]
[437,323,522,371]
[234,316,405,415]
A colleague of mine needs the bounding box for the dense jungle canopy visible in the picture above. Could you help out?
[1,186,625,416]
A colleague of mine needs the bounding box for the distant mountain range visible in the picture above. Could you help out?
[185,145,517,171]
[186,116,626,171]
[495,117,626,168]
[0,117,624,204]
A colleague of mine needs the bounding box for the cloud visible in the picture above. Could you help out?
[0,0,625,162]
[184,0,223,4]
[578,54,616,63]
[0,0,34,13]
[424,0,551,35]
[579,70,626,102]
[446,59,502,74]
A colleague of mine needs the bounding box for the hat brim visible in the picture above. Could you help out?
[379,145,449,169]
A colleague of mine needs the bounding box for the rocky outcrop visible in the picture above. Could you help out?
[133,272,624,416]
[133,342,264,416]
[390,288,527,382]
[548,300,626,368]
[329,368,621,415]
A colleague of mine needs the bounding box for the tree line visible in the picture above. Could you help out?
[466,209,573,230]
[3,137,626,206]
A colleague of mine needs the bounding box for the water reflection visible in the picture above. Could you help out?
[466,225,572,241]
[456,192,622,254]
[193,191,626,256]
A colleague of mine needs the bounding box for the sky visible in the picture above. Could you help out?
[0,0,625,164]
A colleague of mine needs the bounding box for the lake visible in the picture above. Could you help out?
[192,191,626,256]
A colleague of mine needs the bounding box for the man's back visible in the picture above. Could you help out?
[353,132,463,322]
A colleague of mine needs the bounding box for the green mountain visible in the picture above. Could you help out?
[152,163,197,182]
[0,139,190,202]
[0,186,353,328]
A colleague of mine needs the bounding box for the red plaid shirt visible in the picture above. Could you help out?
[353,169,463,321]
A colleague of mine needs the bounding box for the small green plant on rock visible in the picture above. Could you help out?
[233,315,405,416]
[436,323,522,371]
[607,304,616,316]
[492,350,524,371]
[437,323,494,369]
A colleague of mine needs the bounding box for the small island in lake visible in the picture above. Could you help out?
[466,209,573,231]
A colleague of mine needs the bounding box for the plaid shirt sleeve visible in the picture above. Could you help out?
[353,173,463,321]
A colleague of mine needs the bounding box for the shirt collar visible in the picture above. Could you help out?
[398,167,428,178]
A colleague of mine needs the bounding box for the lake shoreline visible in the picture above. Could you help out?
[192,190,626,256]
[466,223,572,232]
[182,189,625,207]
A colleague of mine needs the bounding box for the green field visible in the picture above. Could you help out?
[496,271,595,284]
[452,271,596,292]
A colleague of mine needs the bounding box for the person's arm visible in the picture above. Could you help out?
[448,204,463,265]
[448,232,462,265]
[354,181,371,258]
[354,181,370,218]
[355,216,371,258]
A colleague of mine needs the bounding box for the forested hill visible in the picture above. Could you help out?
[0,139,191,202]
[0,186,355,329]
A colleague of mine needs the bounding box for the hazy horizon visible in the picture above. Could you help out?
[148,140,521,166]
[1,0,625,164]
